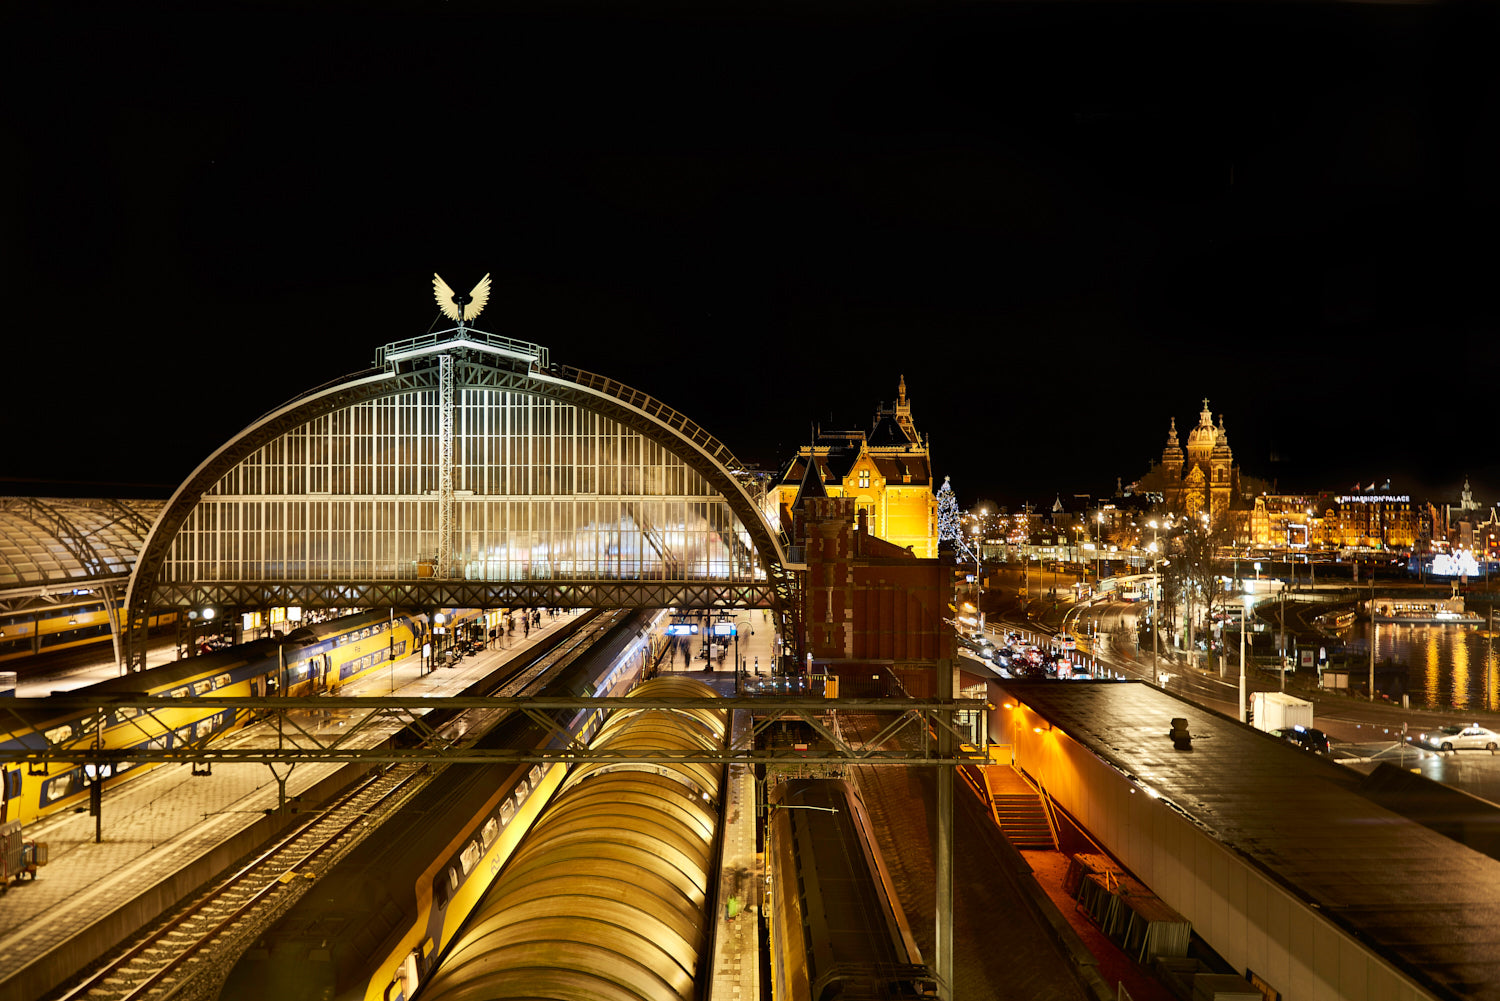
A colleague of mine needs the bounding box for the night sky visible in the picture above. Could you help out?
[6,1,1497,511]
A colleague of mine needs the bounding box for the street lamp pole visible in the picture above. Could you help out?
[1147,521,1160,683]
[1239,594,1249,723]
[1095,512,1105,591]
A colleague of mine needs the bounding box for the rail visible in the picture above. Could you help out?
[557,366,749,474]
[51,765,427,1001]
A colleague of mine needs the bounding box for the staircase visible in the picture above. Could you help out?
[993,792,1056,850]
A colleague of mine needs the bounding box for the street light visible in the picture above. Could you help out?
[1152,561,1169,685]
[1239,593,1251,723]
[1096,512,1106,589]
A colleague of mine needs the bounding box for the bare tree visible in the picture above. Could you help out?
[1178,512,1235,670]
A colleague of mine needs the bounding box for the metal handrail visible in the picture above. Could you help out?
[557,366,747,473]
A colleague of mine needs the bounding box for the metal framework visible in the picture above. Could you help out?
[123,329,794,670]
[1,697,988,767]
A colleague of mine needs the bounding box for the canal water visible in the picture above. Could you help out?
[1351,620,1500,711]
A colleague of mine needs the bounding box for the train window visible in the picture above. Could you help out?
[116,760,135,774]
[459,840,482,875]
[529,764,544,789]
[500,801,515,825]
[83,762,113,781]
[446,865,461,898]
[514,778,529,800]
[214,673,231,689]
[194,681,214,696]
[170,687,190,700]
[433,871,450,910]
[45,724,73,746]
[4,769,21,800]
[480,817,499,849]
[42,769,82,804]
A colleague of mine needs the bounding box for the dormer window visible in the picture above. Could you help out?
[858,470,871,489]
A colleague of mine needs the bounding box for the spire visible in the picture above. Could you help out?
[1163,417,1184,468]
[790,453,828,510]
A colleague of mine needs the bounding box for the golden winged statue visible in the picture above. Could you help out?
[433,273,492,323]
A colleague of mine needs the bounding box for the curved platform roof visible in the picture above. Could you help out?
[0,498,164,603]
[420,676,726,1001]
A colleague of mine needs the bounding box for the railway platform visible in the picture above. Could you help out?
[0,611,586,1001]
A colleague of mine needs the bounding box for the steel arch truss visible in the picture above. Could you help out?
[124,336,793,669]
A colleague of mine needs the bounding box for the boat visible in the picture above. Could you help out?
[1315,610,1356,631]
[1372,601,1483,625]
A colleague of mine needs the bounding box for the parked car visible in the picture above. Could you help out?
[1418,724,1500,752]
[1270,725,1331,754]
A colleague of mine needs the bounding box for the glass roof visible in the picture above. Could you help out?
[0,498,164,591]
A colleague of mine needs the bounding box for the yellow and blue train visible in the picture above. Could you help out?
[0,598,178,667]
[0,608,481,827]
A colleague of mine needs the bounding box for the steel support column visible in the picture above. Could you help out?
[936,655,954,999]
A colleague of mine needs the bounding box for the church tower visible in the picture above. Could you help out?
[1161,418,1184,481]
[1209,416,1234,518]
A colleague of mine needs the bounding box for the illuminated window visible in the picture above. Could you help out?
[858,469,871,489]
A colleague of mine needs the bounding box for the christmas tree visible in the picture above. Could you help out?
[937,476,973,561]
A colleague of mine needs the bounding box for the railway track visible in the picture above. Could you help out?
[53,763,427,1001]
[47,610,624,1001]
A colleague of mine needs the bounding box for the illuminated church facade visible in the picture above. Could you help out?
[1138,399,1243,521]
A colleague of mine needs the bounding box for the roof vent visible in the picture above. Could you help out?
[1169,717,1192,749]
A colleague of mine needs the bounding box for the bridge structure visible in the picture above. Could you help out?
[123,323,795,671]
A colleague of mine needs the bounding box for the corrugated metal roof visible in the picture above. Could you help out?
[420,676,726,1001]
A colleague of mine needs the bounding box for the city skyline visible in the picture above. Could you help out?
[7,2,1495,508]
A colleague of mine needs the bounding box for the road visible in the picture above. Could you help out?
[977,566,1500,803]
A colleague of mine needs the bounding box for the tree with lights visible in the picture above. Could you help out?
[937,476,973,561]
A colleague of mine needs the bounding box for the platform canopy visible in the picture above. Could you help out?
[0,498,165,608]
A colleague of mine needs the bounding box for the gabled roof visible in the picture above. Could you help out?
[790,453,828,511]
[867,413,918,448]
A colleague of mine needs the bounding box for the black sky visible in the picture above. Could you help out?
[6,1,1497,511]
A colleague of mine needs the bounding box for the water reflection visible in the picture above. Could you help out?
[1353,622,1500,711]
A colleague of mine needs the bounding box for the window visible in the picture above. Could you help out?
[458,839,482,875]
[481,817,499,848]
[858,469,871,489]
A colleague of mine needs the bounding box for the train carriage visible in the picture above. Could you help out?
[218,608,661,1001]
[0,608,468,827]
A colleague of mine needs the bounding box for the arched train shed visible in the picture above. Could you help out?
[123,327,790,670]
